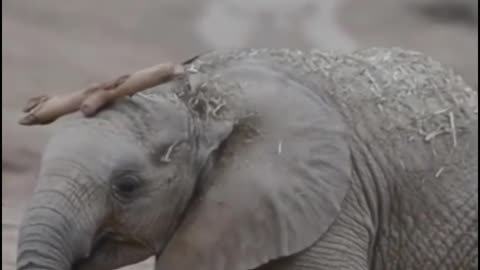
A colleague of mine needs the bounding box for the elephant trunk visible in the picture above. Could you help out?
[16,174,104,270]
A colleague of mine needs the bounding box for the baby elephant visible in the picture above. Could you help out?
[16,47,478,270]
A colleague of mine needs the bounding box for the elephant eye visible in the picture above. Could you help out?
[112,174,142,198]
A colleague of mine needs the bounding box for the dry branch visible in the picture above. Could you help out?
[19,63,185,125]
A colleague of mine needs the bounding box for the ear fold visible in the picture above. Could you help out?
[194,118,234,173]
[184,72,236,171]
[156,61,352,270]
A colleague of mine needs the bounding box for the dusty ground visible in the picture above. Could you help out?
[2,0,477,269]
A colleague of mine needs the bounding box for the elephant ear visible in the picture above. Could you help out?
[156,60,352,270]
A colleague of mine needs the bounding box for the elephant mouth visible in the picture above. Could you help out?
[93,228,145,253]
[90,230,118,253]
[73,229,139,267]
[93,229,131,248]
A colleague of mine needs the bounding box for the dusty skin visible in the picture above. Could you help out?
[2,0,477,269]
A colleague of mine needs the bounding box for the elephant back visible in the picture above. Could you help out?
[189,47,477,176]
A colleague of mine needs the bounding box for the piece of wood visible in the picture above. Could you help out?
[18,62,185,125]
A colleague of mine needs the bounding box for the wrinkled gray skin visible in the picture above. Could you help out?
[17,48,478,270]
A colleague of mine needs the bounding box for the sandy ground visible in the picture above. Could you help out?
[2,0,477,269]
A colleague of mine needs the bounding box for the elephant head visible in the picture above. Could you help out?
[16,59,353,270]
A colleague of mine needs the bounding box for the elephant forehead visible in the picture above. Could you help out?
[52,94,190,145]
[60,93,190,137]
[42,125,146,170]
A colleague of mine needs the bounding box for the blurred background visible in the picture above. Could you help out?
[2,0,478,269]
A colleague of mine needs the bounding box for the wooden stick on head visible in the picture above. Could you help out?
[19,62,185,126]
